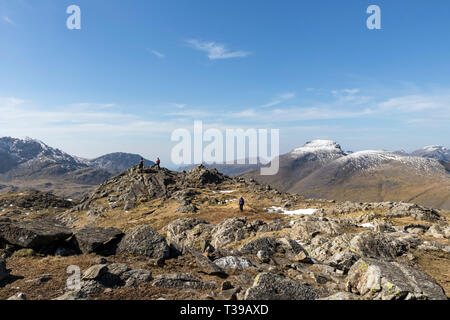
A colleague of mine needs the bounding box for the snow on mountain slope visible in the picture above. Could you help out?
[411,145,450,162]
[0,137,84,173]
[334,150,446,175]
[289,140,347,161]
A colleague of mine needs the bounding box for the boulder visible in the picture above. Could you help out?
[349,231,407,259]
[239,237,279,256]
[107,263,130,277]
[152,273,217,290]
[117,225,170,259]
[122,269,152,287]
[425,225,446,239]
[245,273,318,300]
[82,264,108,280]
[73,226,124,255]
[211,217,248,248]
[0,218,72,252]
[186,247,226,276]
[165,218,213,249]
[290,218,344,242]
[213,256,255,270]
[346,257,447,300]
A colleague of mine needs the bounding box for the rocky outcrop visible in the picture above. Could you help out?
[239,237,279,256]
[166,218,213,249]
[72,226,123,255]
[346,258,447,300]
[117,225,170,259]
[349,231,408,259]
[245,273,318,300]
[0,218,72,252]
[290,217,344,242]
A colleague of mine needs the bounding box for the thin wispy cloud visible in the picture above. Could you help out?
[171,103,187,109]
[186,39,251,60]
[2,16,15,25]
[261,92,295,108]
[149,49,165,59]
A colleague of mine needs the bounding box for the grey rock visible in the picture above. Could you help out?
[73,226,123,255]
[54,290,89,300]
[245,273,318,300]
[0,218,72,252]
[257,250,270,263]
[318,292,362,300]
[186,247,226,276]
[349,231,407,259]
[122,269,152,287]
[117,225,170,259]
[213,256,254,270]
[82,264,108,280]
[166,218,213,249]
[107,263,130,276]
[239,237,279,255]
[346,257,447,300]
[152,273,217,290]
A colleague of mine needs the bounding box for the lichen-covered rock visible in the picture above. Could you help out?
[239,237,279,256]
[290,218,344,242]
[122,269,152,287]
[349,231,408,259]
[117,225,170,259]
[186,247,226,276]
[210,217,249,248]
[152,273,217,290]
[245,273,318,300]
[346,258,447,300]
[213,256,254,270]
[165,218,213,249]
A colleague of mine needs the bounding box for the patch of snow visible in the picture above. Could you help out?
[267,206,318,215]
[290,140,346,161]
[359,223,375,229]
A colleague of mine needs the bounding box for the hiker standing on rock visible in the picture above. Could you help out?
[139,157,144,172]
[156,157,160,169]
[239,197,245,212]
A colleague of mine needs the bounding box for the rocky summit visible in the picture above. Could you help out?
[0,164,449,300]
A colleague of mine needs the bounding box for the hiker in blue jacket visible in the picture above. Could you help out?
[239,197,245,212]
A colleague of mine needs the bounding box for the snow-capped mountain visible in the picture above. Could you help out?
[411,145,450,162]
[0,137,84,174]
[290,140,347,160]
[0,137,153,198]
[244,140,450,210]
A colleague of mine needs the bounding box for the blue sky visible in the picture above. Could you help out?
[0,0,449,167]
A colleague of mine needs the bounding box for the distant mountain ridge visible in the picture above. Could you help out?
[411,145,450,162]
[242,140,450,210]
[0,137,153,199]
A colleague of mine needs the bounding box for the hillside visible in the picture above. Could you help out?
[0,165,449,301]
[0,137,153,199]
[243,141,450,210]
